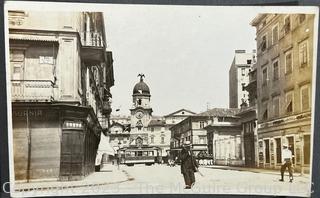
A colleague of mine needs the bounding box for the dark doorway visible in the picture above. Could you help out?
[264,139,270,163]
[304,135,310,164]
[275,138,282,164]
[60,130,84,181]
[244,133,255,167]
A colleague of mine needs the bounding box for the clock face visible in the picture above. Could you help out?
[135,111,144,119]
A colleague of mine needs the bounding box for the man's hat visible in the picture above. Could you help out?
[283,143,288,147]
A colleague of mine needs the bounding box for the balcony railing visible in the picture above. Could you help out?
[80,31,104,47]
[11,80,54,102]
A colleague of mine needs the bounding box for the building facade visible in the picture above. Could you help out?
[251,14,314,173]
[229,50,256,108]
[165,109,196,159]
[147,117,169,160]
[235,62,259,167]
[109,121,131,150]
[236,103,258,167]
[204,108,242,166]
[170,115,209,160]
[9,11,114,181]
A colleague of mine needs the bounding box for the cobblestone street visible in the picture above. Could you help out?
[12,164,311,197]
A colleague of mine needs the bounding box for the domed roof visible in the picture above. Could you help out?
[133,74,150,96]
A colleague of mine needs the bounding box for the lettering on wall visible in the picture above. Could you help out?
[13,110,43,117]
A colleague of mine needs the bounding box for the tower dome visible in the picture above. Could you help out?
[133,74,150,96]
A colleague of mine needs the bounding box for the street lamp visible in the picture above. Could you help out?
[118,141,122,170]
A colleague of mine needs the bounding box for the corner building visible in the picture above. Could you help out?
[9,11,114,181]
[251,14,314,173]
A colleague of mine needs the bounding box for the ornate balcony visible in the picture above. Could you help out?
[80,31,104,47]
[80,31,105,63]
[11,80,54,102]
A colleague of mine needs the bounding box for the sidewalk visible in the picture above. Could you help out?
[14,169,132,191]
[203,165,310,178]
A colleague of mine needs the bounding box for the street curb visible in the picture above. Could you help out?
[14,170,133,192]
[203,166,310,178]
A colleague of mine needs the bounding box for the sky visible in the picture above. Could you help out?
[103,5,259,116]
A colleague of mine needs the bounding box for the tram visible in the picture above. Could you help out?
[120,146,160,166]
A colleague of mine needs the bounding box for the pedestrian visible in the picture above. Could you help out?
[180,141,199,189]
[279,143,293,182]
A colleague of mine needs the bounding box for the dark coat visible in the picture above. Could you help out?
[180,147,198,174]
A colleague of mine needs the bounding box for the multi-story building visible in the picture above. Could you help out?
[96,120,130,169]
[229,50,256,108]
[146,109,195,161]
[106,115,131,155]
[170,109,229,160]
[147,117,169,160]
[203,108,242,166]
[235,63,259,167]
[9,11,114,181]
[251,14,314,173]
[109,121,131,150]
[165,109,196,158]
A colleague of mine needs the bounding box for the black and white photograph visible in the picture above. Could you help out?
[4,1,319,197]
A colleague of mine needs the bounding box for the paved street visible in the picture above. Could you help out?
[11,164,311,197]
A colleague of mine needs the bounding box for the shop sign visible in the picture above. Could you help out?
[63,120,83,129]
[13,109,43,117]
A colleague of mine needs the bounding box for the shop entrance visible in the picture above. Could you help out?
[60,130,84,181]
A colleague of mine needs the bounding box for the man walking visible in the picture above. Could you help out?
[180,141,199,189]
[279,143,293,182]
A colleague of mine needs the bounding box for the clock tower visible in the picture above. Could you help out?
[129,74,153,146]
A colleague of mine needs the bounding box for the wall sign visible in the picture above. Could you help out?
[39,56,54,64]
[63,120,83,129]
[13,109,43,117]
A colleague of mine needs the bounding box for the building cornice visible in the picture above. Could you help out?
[258,111,311,127]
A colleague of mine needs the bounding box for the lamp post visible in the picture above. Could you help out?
[118,142,122,170]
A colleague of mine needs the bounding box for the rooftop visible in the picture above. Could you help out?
[148,119,166,127]
[196,108,240,117]
[164,108,196,117]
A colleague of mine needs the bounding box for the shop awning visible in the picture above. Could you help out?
[97,133,115,156]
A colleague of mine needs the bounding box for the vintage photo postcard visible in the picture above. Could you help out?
[4,1,319,197]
